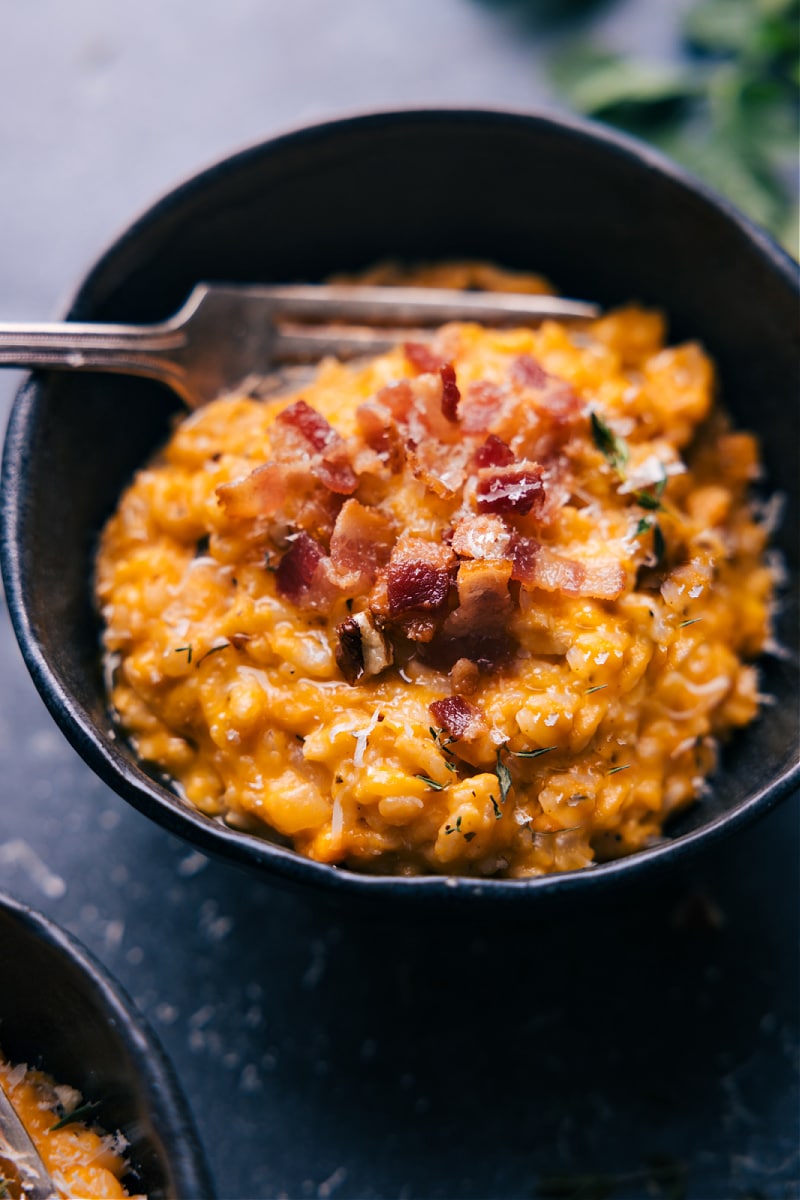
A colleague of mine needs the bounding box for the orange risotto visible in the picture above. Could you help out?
[0,1054,140,1198]
[95,265,774,877]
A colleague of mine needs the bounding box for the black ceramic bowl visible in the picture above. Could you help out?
[0,892,214,1198]
[2,108,798,907]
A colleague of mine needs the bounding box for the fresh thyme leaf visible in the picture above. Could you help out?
[495,748,513,803]
[590,411,629,474]
[195,640,230,666]
[444,816,462,836]
[653,522,666,564]
[607,764,632,775]
[635,517,653,537]
[444,759,457,772]
[680,617,704,627]
[514,746,556,758]
[489,793,503,819]
[550,1,800,257]
[174,644,193,664]
[415,774,447,791]
[633,488,664,511]
[585,684,608,694]
[50,1100,100,1131]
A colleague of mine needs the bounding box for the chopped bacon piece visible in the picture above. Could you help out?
[461,379,509,434]
[386,538,455,614]
[430,696,488,742]
[326,499,395,593]
[275,399,337,452]
[511,537,626,599]
[276,532,327,605]
[404,341,444,374]
[335,611,393,685]
[355,398,405,472]
[475,434,515,469]
[475,463,546,516]
[510,354,548,389]
[443,560,513,639]
[273,400,358,495]
[408,441,470,499]
[440,363,460,422]
[216,462,289,520]
[450,514,512,561]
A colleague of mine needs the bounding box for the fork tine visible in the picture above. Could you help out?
[241,284,600,325]
[273,324,437,363]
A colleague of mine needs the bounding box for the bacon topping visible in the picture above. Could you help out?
[217,462,289,520]
[510,353,548,389]
[276,532,327,605]
[440,363,460,422]
[386,539,455,615]
[450,514,512,561]
[450,657,480,696]
[274,400,358,495]
[475,434,515,469]
[430,696,488,742]
[475,463,546,516]
[404,342,443,375]
[326,499,394,593]
[511,537,626,599]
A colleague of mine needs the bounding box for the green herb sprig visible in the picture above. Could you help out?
[50,1100,100,1132]
[551,0,800,256]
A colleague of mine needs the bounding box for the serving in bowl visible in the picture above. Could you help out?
[1,108,798,906]
[0,892,214,1198]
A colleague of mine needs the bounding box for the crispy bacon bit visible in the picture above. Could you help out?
[450,514,512,561]
[450,657,480,696]
[276,399,337,452]
[475,434,515,469]
[404,341,443,374]
[386,539,455,615]
[511,537,626,599]
[443,560,513,639]
[408,441,470,499]
[355,399,405,472]
[335,611,393,685]
[217,462,289,519]
[274,400,358,495]
[440,363,460,422]
[461,379,509,434]
[510,354,548,389]
[276,532,327,604]
[326,499,395,592]
[430,696,489,742]
[476,463,546,516]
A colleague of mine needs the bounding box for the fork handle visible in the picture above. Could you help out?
[0,320,189,394]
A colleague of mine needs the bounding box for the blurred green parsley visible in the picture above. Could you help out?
[551,0,800,257]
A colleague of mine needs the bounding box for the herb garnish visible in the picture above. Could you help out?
[495,748,513,803]
[551,0,800,257]
[607,764,632,775]
[590,411,629,475]
[680,617,703,627]
[444,816,462,835]
[174,644,193,664]
[415,774,448,791]
[195,640,230,666]
[514,746,556,759]
[489,794,503,819]
[429,727,457,752]
[50,1100,100,1131]
[585,684,608,695]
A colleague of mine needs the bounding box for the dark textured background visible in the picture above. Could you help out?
[0,3,797,1198]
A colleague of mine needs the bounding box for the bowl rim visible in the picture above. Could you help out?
[1,105,799,906]
[0,890,215,1198]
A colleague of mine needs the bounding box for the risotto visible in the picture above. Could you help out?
[95,266,774,878]
[0,1054,140,1198]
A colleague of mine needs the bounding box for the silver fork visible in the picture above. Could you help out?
[0,283,599,409]
[0,1080,58,1199]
